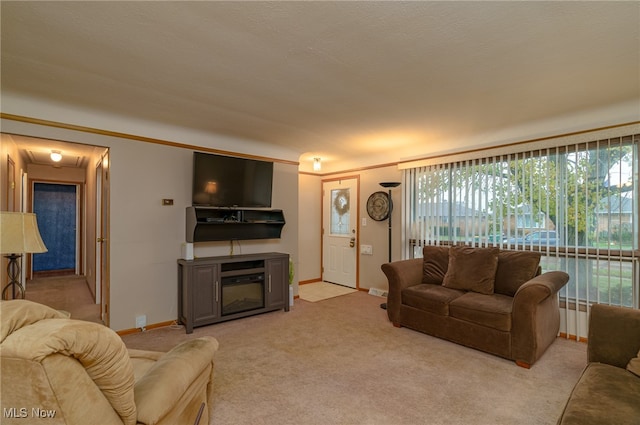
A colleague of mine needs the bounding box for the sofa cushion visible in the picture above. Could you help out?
[627,349,640,377]
[402,284,465,316]
[558,362,640,425]
[494,251,541,296]
[442,246,499,294]
[449,292,513,332]
[421,246,450,284]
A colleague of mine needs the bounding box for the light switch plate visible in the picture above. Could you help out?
[360,244,373,255]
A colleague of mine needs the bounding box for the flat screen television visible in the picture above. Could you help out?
[192,152,273,208]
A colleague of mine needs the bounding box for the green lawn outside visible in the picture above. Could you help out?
[541,256,636,307]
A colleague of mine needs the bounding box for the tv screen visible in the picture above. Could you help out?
[192,152,273,208]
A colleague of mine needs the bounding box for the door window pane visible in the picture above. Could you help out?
[331,189,350,235]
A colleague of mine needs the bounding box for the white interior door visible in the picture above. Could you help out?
[95,161,102,305]
[322,178,358,288]
[96,152,110,325]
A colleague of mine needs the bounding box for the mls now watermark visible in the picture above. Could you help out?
[3,407,57,419]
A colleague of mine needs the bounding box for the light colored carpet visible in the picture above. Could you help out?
[298,281,358,302]
[121,291,587,425]
[25,275,102,324]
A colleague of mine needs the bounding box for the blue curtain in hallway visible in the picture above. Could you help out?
[33,183,76,272]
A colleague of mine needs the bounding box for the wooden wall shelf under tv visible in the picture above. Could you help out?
[186,206,285,242]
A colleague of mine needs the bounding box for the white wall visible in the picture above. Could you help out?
[1,133,27,212]
[297,173,321,288]
[1,113,299,331]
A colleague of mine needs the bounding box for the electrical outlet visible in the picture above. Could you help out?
[135,315,147,330]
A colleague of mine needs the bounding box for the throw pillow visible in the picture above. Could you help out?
[627,349,640,377]
[442,246,499,295]
[422,246,450,284]
[494,251,542,296]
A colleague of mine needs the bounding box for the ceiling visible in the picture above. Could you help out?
[1,2,639,172]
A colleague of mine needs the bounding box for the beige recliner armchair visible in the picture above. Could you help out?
[0,300,218,425]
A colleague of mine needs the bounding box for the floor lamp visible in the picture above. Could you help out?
[379,182,401,310]
[0,212,48,299]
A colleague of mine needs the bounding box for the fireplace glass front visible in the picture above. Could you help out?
[221,273,265,316]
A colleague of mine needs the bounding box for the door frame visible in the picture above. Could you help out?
[321,175,360,289]
[2,155,17,291]
[28,178,84,279]
[96,152,110,326]
[6,155,16,211]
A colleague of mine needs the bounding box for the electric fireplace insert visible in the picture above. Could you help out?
[221,272,265,316]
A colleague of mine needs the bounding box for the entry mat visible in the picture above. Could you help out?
[298,281,357,302]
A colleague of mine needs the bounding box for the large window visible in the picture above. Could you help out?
[404,134,639,317]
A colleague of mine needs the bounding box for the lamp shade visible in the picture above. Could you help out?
[0,212,48,254]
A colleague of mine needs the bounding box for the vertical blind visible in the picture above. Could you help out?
[404,134,639,338]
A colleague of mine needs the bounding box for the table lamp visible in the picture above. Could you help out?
[0,212,48,299]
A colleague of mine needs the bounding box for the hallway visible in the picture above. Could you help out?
[25,275,102,324]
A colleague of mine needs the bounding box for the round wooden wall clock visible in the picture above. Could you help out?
[366,191,391,221]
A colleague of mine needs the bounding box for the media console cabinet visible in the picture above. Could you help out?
[177,252,290,333]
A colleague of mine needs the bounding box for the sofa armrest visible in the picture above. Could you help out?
[381,258,424,324]
[134,336,219,425]
[513,271,569,305]
[381,258,424,291]
[588,304,640,368]
[511,271,569,366]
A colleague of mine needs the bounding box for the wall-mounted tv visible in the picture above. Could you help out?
[192,152,273,208]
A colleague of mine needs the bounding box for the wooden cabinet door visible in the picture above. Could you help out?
[266,255,288,310]
[192,264,220,324]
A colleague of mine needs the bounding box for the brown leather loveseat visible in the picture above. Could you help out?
[382,245,569,368]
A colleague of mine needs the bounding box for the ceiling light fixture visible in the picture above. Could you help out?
[313,157,321,171]
[50,150,62,162]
